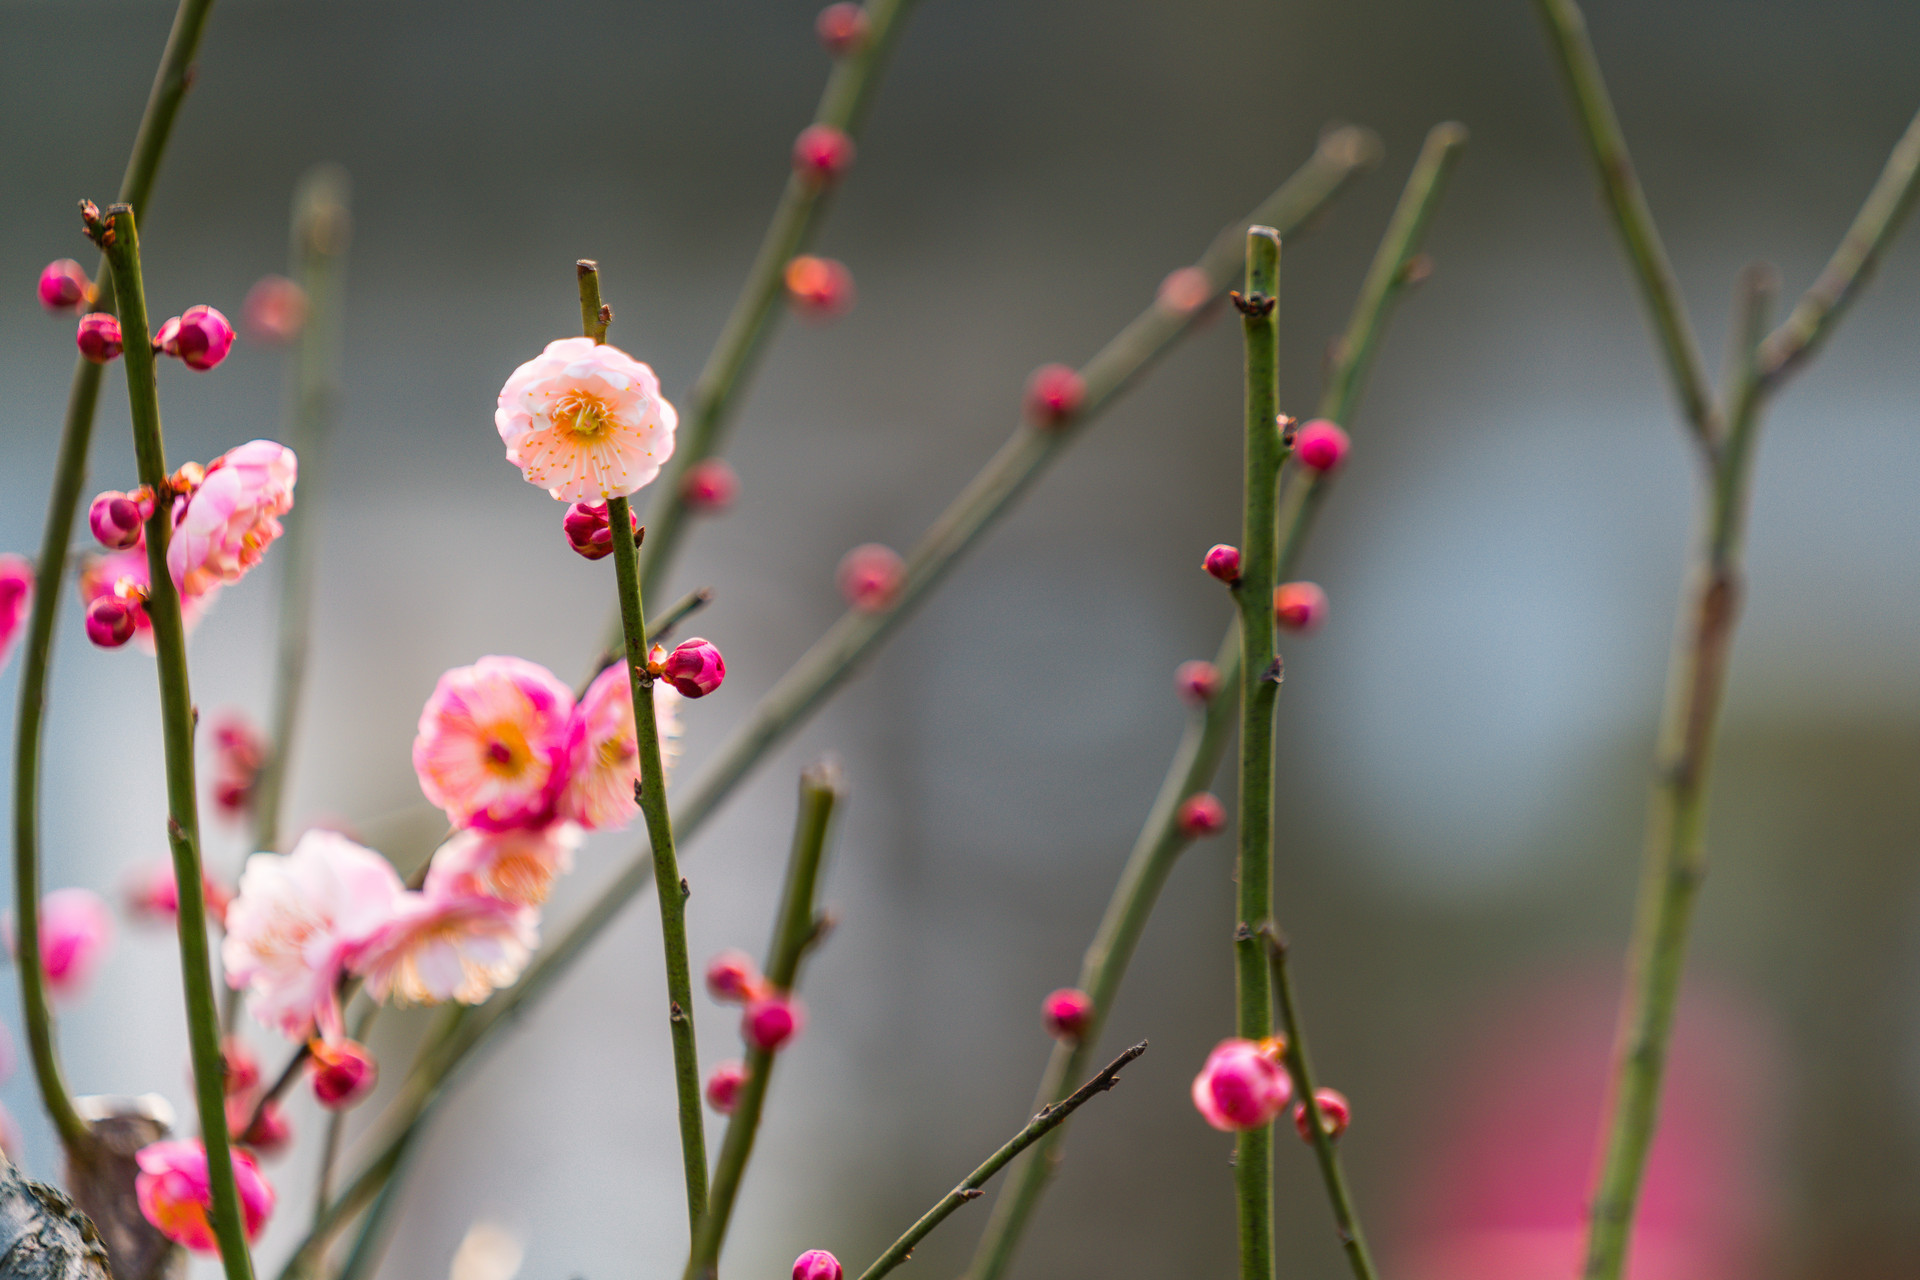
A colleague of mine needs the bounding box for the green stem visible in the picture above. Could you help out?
[853,1043,1147,1280]
[631,0,919,607]
[9,0,217,1159]
[252,165,351,854]
[963,122,1464,1280]
[101,202,255,1280]
[581,587,714,696]
[684,763,843,1280]
[1231,227,1282,1280]
[1260,929,1378,1280]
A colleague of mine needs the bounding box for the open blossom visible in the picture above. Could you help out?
[413,656,576,831]
[496,337,678,503]
[559,662,683,831]
[354,885,537,1006]
[222,829,406,1040]
[135,1139,275,1251]
[167,440,297,596]
[0,554,32,672]
[425,823,581,909]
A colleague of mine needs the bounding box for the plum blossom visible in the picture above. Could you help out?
[134,1139,275,1251]
[559,662,682,831]
[9,888,115,999]
[413,656,576,831]
[79,547,221,652]
[424,824,582,909]
[1191,1037,1291,1132]
[0,554,32,671]
[221,829,406,1040]
[354,886,537,1006]
[495,337,677,503]
[168,440,297,596]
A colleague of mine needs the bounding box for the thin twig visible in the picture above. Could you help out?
[854,1043,1147,1280]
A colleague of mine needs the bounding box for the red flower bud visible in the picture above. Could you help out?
[784,255,856,321]
[156,305,236,372]
[1191,1037,1291,1132]
[680,458,740,514]
[1176,792,1227,838]
[793,124,856,185]
[563,501,639,561]
[743,993,804,1052]
[1292,1087,1351,1142]
[1041,988,1095,1042]
[1174,659,1220,705]
[1292,419,1350,473]
[231,1097,293,1157]
[38,259,91,311]
[836,543,904,613]
[84,596,137,648]
[815,3,870,55]
[663,637,726,698]
[705,949,765,1004]
[1023,363,1085,428]
[1202,544,1242,585]
[75,313,123,363]
[243,275,308,345]
[705,1060,748,1114]
[310,1038,379,1110]
[794,1249,844,1280]
[1274,581,1329,633]
[88,489,152,550]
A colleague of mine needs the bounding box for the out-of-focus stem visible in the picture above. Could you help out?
[101,203,256,1280]
[252,166,351,853]
[684,763,843,1280]
[9,0,217,1159]
[854,1043,1147,1280]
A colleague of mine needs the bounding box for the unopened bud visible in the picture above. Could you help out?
[1274,581,1329,633]
[743,993,804,1052]
[793,1250,844,1280]
[88,489,152,550]
[793,124,856,185]
[705,1060,748,1114]
[681,458,740,514]
[75,313,123,363]
[1041,988,1095,1043]
[222,1038,261,1097]
[1174,659,1220,705]
[815,2,869,55]
[1155,266,1212,315]
[231,1097,293,1157]
[663,637,726,698]
[243,275,308,344]
[38,259,91,311]
[562,501,639,561]
[784,255,856,321]
[1023,363,1085,428]
[1292,419,1350,473]
[1176,792,1227,838]
[310,1038,379,1110]
[84,596,137,648]
[1202,544,1242,585]
[705,949,765,1003]
[1191,1037,1292,1132]
[1292,1087,1351,1142]
[155,305,236,371]
[836,543,904,613]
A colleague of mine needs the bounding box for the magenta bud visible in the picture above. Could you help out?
[1023,363,1085,428]
[1191,1038,1291,1132]
[1173,659,1220,706]
[784,255,856,321]
[705,1060,748,1114]
[681,458,740,514]
[663,637,726,698]
[836,543,904,613]
[75,313,123,363]
[793,1250,844,1280]
[84,596,136,648]
[88,490,149,550]
[1292,419,1350,473]
[157,304,235,371]
[1274,581,1329,633]
[1292,1087,1351,1142]
[311,1038,379,1109]
[563,501,639,561]
[243,275,308,344]
[1202,544,1242,585]
[793,124,856,184]
[815,2,869,55]
[705,949,765,1003]
[1176,792,1227,838]
[1041,988,1095,1042]
[38,259,90,311]
[743,993,804,1052]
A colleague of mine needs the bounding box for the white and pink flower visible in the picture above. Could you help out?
[221,830,406,1040]
[413,656,576,831]
[495,337,677,503]
[425,824,581,909]
[559,663,682,831]
[354,886,537,1007]
[167,440,297,596]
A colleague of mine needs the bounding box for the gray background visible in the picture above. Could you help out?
[4,1,1920,1278]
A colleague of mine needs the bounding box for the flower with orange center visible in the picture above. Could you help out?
[495,337,677,503]
[413,656,576,832]
[559,662,683,831]
[425,824,582,908]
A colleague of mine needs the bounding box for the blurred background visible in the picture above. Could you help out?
[4,0,1920,1277]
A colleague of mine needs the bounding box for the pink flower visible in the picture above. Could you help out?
[0,554,33,672]
[38,259,91,311]
[167,440,297,596]
[1191,1037,1291,1132]
[496,337,678,503]
[353,885,537,1006]
[135,1139,275,1252]
[222,829,406,1040]
[559,662,683,831]
[424,823,581,909]
[413,656,577,831]
[13,888,115,999]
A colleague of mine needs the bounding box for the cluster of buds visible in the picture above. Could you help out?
[1024,363,1086,429]
[562,500,642,561]
[1190,1035,1291,1131]
[680,458,739,514]
[1176,792,1227,838]
[154,305,237,371]
[209,712,267,818]
[705,948,806,1054]
[784,254,856,321]
[88,486,155,550]
[1041,987,1095,1043]
[647,637,727,698]
[836,542,904,613]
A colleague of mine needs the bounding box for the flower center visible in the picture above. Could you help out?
[597,733,637,770]
[480,722,531,776]
[551,388,615,438]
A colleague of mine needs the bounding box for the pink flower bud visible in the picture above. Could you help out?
[681,458,740,514]
[310,1038,379,1110]
[815,2,869,55]
[794,1249,844,1280]
[1292,1087,1351,1142]
[243,275,308,344]
[136,1138,277,1249]
[1174,659,1220,705]
[563,500,640,561]
[1176,792,1227,838]
[1190,1037,1291,1132]
[1155,265,1212,315]
[1292,419,1350,473]
[1023,363,1085,428]
[38,259,91,311]
[88,488,151,550]
[706,949,765,1003]
[156,305,235,371]
[76,312,124,363]
[836,543,904,613]
[222,1038,261,1097]
[663,637,726,698]
[1202,544,1242,585]
[122,860,233,928]
[1041,987,1095,1042]
[743,993,804,1052]
[784,255,856,321]
[705,1060,748,1114]
[26,888,114,998]
[229,1097,293,1158]
[1274,581,1329,633]
[85,595,138,648]
[793,124,856,185]
[0,556,32,673]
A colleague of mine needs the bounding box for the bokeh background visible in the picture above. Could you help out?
[5,1,1920,1277]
